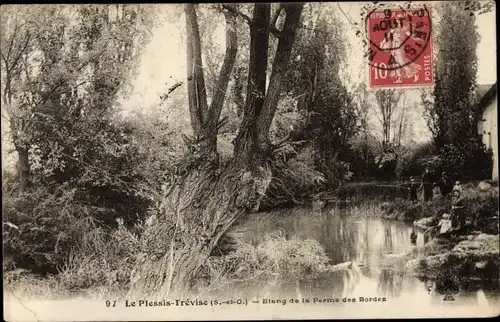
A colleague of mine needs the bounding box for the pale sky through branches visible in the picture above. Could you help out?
[1,3,497,167]
[119,2,496,145]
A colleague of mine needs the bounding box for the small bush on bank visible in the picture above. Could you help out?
[4,217,143,299]
[261,146,326,210]
[57,218,142,292]
[336,181,409,202]
[381,198,450,222]
[3,187,107,274]
[197,231,334,298]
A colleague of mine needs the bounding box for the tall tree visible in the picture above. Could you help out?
[426,1,493,179]
[129,3,304,299]
[280,6,357,187]
[374,89,402,151]
[431,2,479,148]
[0,5,152,193]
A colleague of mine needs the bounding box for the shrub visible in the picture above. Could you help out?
[400,141,437,178]
[381,198,450,222]
[2,181,148,277]
[261,146,326,210]
[57,218,143,293]
[438,137,493,181]
[197,231,334,298]
[3,216,144,299]
[3,187,107,274]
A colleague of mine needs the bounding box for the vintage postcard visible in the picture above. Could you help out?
[2,1,498,321]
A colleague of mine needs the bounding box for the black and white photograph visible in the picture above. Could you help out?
[2,2,498,320]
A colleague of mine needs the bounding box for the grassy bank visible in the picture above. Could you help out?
[389,182,500,281]
[3,230,346,300]
[380,182,499,233]
[4,181,498,300]
[405,234,499,281]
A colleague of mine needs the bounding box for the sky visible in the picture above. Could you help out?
[1,2,497,168]
[121,2,496,109]
[119,2,496,145]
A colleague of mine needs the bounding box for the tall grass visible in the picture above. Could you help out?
[4,215,145,300]
[196,231,339,299]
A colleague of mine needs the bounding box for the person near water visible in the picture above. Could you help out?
[410,228,417,245]
[424,213,452,240]
[453,181,464,195]
[435,172,453,198]
[451,188,466,230]
[408,178,419,202]
[420,168,434,201]
[436,213,453,235]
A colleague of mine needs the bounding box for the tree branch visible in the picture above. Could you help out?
[256,3,304,152]
[33,48,107,110]
[204,5,238,152]
[234,3,271,158]
[6,32,31,76]
[269,3,285,38]
[5,20,20,64]
[184,4,209,137]
[271,4,284,28]
[185,4,203,138]
[221,4,252,25]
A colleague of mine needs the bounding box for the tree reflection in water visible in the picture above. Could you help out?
[377,269,404,298]
[231,207,498,308]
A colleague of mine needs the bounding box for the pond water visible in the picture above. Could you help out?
[227,205,499,315]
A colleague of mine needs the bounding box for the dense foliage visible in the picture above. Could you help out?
[2,5,156,273]
[1,3,496,297]
[424,1,493,180]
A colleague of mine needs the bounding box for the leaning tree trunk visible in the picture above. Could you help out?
[129,2,303,300]
[128,159,271,299]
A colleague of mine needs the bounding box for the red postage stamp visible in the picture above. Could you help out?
[366,6,433,89]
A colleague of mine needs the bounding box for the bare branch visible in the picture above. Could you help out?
[5,20,20,63]
[33,48,107,109]
[221,4,252,25]
[206,6,238,139]
[1,53,8,70]
[6,32,31,76]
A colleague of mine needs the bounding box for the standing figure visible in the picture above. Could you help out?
[410,228,417,245]
[437,213,453,236]
[451,189,466,230]
[436,172,454,198]
[379,15,421,83]
[408,178,419,202]
[420,168,434,202]
[452,181,464,195]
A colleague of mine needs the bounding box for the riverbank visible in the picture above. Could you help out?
[4,181,498,301]
[405,233,499,282]
[377,182,499,283]
[381,182,499,233]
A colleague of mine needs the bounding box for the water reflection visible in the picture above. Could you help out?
[232,206,499,311]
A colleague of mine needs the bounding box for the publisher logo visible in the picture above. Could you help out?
[436,278,460,301]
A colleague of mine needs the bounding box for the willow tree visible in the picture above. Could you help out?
[0,5,152,193]
[129,3,304,298]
